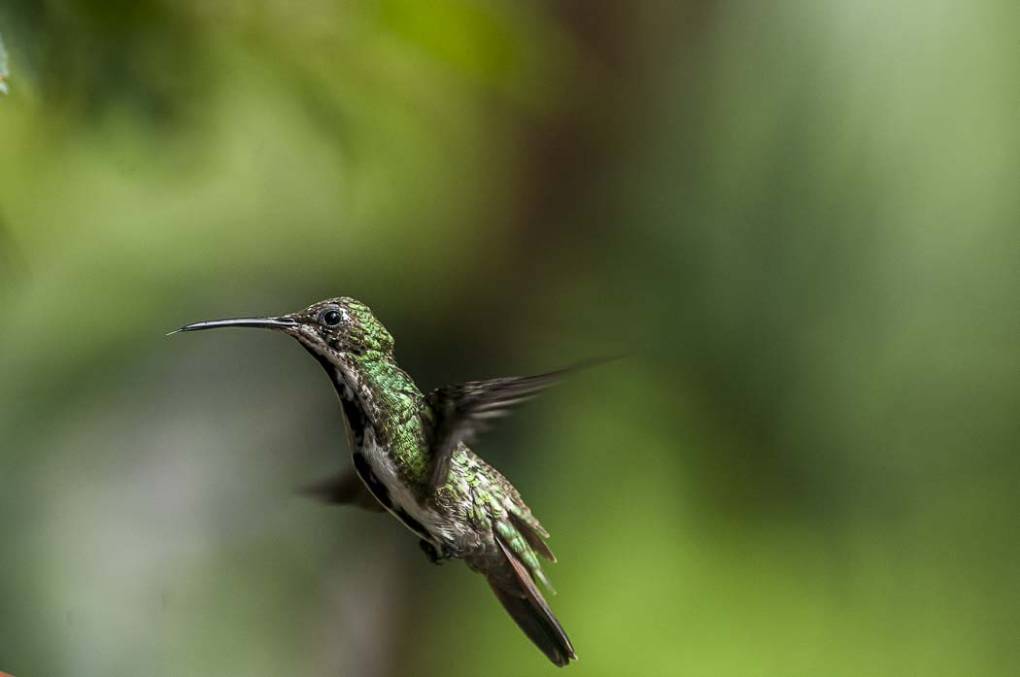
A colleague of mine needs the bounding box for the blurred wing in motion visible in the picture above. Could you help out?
[301,468,385,512]
[426,358,614,491]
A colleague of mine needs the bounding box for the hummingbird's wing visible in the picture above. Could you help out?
[301,468,385,512]
[425,368,569,491]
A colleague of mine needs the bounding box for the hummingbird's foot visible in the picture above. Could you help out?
[419,539,448,565]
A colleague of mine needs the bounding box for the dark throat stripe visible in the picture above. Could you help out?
[352,452,432,542]
[302,345,434,544]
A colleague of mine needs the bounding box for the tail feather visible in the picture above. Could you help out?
[490,536,576,667]
[509,509,557,562]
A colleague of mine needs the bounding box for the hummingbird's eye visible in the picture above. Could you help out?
[320,309,343,327]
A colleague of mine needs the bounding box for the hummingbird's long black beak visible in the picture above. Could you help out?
[168,317,298,336]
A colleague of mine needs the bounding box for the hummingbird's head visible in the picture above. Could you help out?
[172,296,394,361]
[284,297,394,358]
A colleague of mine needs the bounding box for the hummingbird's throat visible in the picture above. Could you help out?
[292,333,365,410]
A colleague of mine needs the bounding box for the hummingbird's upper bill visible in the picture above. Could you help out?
[167,317,298,336]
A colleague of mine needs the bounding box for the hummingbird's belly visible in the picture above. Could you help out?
[353,438,453,548]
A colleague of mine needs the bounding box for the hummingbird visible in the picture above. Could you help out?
[172,297,578,666]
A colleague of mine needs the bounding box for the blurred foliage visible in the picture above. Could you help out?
[0,1,1017,676]
[0,32,8,94]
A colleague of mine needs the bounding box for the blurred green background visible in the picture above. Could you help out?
[1,1,1017,675]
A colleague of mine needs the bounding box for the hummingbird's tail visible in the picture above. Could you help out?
[488,536,576,667]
